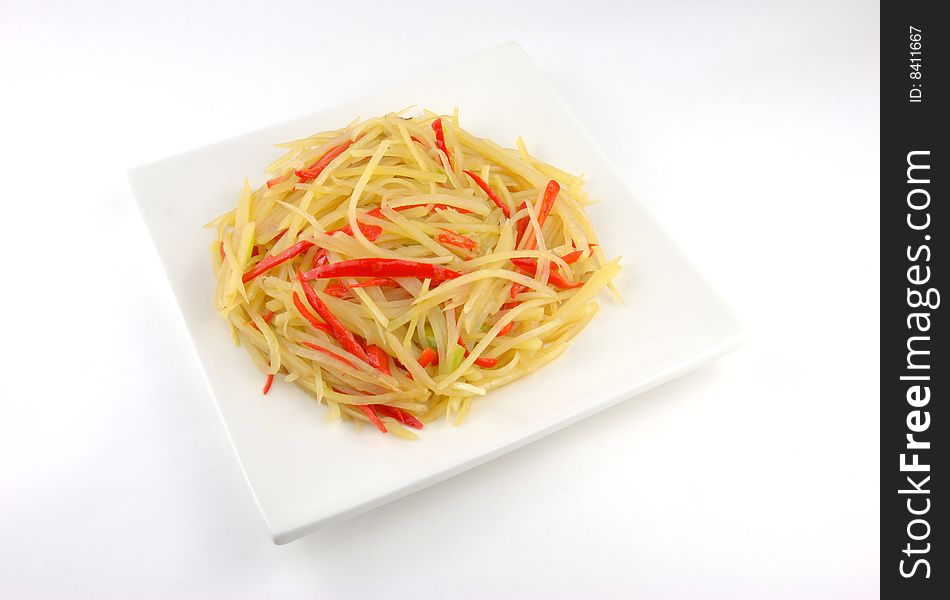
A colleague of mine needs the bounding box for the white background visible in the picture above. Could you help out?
[0,1,879,598]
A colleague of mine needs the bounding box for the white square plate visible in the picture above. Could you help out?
[130,42,741,544]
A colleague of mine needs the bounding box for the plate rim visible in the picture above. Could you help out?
[128,41,744,544]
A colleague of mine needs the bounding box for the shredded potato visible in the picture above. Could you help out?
[208,109,620,436]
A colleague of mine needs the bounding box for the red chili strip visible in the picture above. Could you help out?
[391,357,415,381]
[410,135,427,146]
[295,139,355,182]
[437,228,477,252]
[511,257,562,273]
[248,309,277,332]
[523,180,560,251]
[373,404,423,429]
[366,345,391,375]
[293,302,333,335]
[497,321,514,336]
[431,118,452,169]
[363,351,382,370]
[463,170,510,217]
[509,269,528,300]
[295,269,373,365]
[560,250,585,265]
[312,248,330,268]
[291,292,332,335]
[510,257,582,289]
[324,281,349,298]
[262,373,275,395]
[537,180,560,226]
[242,240,314,284]
[219,241,225,260]
[510,180,565,294]
[418,347,436,368]
[357,405,388,433]
[302,258,462,283]
[514,201,529,246]
[324,221,383,242]
[351,333,381,371]
[299,341,358,369]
